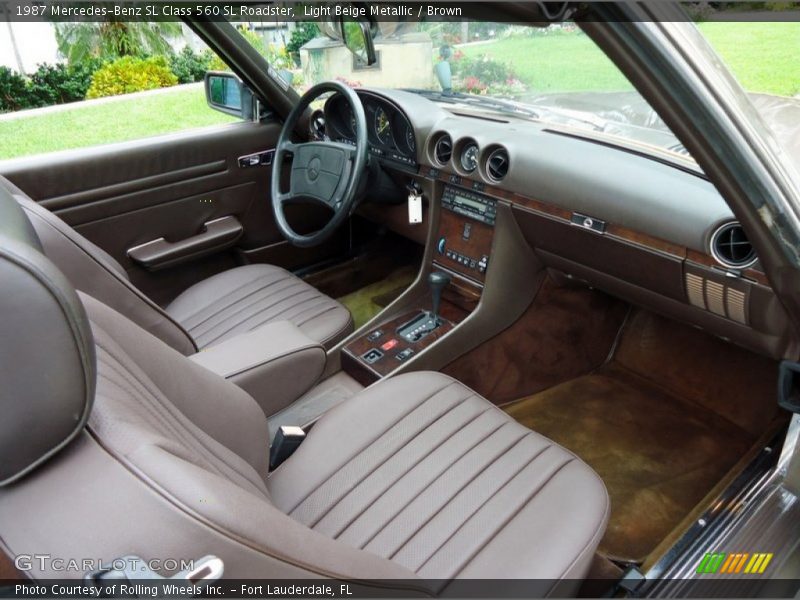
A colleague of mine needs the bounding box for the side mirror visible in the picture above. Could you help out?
[340,18,376,66]
[204,71,256,120]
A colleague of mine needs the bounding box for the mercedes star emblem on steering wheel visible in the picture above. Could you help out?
[308,156,321,181]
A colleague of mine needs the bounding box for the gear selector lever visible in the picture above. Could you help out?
[396,271,451,343]
[428,271,451,325]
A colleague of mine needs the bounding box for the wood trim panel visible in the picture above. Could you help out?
[432,208,494,284]
[342,309,456,383]
[687,249,769,286]
[420,168,770,285]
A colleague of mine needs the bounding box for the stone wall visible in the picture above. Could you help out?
[300,33,436,90]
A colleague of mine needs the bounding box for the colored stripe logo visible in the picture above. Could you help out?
[696,552,773,574]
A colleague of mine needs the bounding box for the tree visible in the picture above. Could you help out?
[54,22,182,65]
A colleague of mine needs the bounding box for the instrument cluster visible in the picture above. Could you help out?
[322,91,417,168]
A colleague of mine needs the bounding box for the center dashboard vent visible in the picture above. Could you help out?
[434,134,453,165]
[485,148,509,182]
[711,222,757,268]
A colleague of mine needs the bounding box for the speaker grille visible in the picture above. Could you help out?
[684,272,749,325]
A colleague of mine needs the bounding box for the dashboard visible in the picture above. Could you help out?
[318,91,418,169]
[314,87,793,359]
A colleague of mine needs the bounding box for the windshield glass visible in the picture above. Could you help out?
[240,18,799,165]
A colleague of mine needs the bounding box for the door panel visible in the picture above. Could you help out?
[1,120,346,305]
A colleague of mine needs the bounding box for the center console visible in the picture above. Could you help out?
[434,185,497,284]
[341,184,497,385]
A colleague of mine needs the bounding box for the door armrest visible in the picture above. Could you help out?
[127,216,243,271]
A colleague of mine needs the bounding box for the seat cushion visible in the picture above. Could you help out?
[269,372,609,583]
[166,264,353,350]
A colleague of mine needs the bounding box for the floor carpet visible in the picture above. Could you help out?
[503,309,780,563]
[337,266,417,329]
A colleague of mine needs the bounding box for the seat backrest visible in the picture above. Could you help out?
[0,176,196,355]
[0,184,415,583]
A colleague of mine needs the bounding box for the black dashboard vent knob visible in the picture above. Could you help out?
[486,148,509,182]
[434,135,453,165]
[711,222,757,269]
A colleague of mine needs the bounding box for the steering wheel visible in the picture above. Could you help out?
[271,81,369,248]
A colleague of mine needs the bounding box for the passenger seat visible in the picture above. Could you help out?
[0,184,609,591]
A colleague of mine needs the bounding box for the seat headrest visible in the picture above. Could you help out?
[0,185,96,485]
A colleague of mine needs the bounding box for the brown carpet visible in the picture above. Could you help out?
[442,277,630,405]
[503,309,781,563]
[337,266,416,329]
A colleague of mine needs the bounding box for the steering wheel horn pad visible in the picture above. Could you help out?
[271,81,368,248]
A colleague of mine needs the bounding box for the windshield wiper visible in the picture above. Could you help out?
[405,89,539,120]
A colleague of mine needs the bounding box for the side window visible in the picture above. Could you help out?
[0,22,238,160]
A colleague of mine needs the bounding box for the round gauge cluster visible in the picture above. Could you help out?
[323,92,417,165]
[460,143,479,173]
[374,107,392,145]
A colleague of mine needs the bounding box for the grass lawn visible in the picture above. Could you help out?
[1,22,797,161]
[0,86,237,160]
[460,22,800,97]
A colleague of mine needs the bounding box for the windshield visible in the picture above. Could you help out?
[249,18,799,166]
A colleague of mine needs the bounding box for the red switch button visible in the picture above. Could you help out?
[380,338,399,351]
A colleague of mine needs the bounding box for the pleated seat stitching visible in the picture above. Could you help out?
[382,424,528,560]
[306,392,477,529]
[284,381,460,514]
[187,280,308,337]
[194,287,320,346]
[179,273,289,328]
[447,457,575,580]
[412,436,556,572]
[331,405,499,541]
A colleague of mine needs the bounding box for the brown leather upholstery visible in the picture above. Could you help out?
[270,372,609,581]
[0,186,95,485]
[2,177,353,353]
[0,188,608,588]
[166,263,353,350]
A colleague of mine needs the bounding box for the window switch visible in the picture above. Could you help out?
[396,348,415,362]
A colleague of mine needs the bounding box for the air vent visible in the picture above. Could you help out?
[711,222,757,269]
[486,148,509,182]
[434,135,452,165]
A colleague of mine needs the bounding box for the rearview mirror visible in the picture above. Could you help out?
[204,72,256,120]
[340,18,376,66]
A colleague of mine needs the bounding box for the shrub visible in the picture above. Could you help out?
[0,66,31,112]
[169,46,213,84]
[453,54,515,86]
[87,56,178,99]
[684,2,716,21]
[286,22,319,55]
[451,54,525,97]
[26,61,100,107]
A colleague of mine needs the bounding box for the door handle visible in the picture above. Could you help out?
[127,216,243,271]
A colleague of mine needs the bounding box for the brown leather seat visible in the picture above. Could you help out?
[0,186,609,591]
[1,177,353,353]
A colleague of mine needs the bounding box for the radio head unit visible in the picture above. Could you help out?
[441,186,497,226]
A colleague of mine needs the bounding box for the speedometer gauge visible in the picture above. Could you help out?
[460,143,479,172]
[374,107,392,145]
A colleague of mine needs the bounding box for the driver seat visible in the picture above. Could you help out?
[0,176,353,354]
